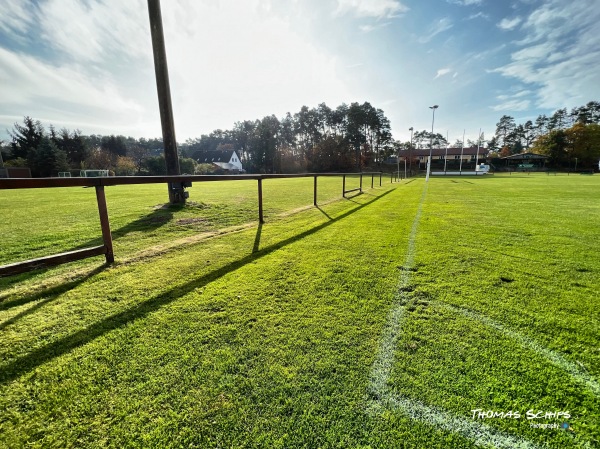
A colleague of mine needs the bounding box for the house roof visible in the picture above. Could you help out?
[400,146,488,157]
[194,150,237,163]
[500,152,548,160]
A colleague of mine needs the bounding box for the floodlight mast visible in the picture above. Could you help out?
[426,105,438,182]
[409,127,413,176]
[147,0,185,204]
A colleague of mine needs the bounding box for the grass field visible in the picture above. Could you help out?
[0,174,598,448]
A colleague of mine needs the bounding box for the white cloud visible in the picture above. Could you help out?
[491,99,530,112]
[335,0,409,18]
[435,68,452,79]
[497,17,522,30]
[418,18,453,43]
[0,0,352,140]
[359,22,391,32]
[37,0,150,64]
[448,0,483,5]
[467,12,489,20]
[0,0,35,35]
[493,0,600,109]
[0,47,146,132]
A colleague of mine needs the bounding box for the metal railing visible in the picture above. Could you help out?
[0,172,392,276]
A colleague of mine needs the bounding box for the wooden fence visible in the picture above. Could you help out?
[0,172,393,276]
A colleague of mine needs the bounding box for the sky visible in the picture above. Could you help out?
[1,0,599,145]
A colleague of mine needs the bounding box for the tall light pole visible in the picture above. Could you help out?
[444,131,448,174]
[426,105,438,182]
[396,143,400,181]
[409,127,414,177]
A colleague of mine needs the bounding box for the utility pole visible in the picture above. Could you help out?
[397,144,400,180]
[409,127,413,177]
[459,129,465,174]
[475,128,481,168]
[147,0,186,204]
[426,105,438,182]
[443,131,448,174]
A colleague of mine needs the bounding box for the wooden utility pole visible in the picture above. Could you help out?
[147,0,186,204]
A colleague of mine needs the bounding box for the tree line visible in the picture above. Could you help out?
[1,102,395,177]
[182,101,393,173]
[489,101,600,168]
[0,117,196,177]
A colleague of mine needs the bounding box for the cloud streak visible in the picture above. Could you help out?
[435,68,452,79]
[0,0,352,140]
[497,16,522,30]
[493,0,600,109]
[418,18,453,43]
[335,0,409,18]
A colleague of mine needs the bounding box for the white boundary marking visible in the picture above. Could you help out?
[366,183,542,449]
[439,303,600,398]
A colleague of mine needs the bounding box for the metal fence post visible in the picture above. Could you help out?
[313,175,317,206]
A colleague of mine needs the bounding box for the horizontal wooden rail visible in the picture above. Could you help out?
[0,171,389,276]
[0,246,105,277]
[0,172,385,190]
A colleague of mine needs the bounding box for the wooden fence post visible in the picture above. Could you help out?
[258,178,264,223]
[95,185,114,263]
[360,173,363,192]
[371,174,374,189]
[342,174,346,197]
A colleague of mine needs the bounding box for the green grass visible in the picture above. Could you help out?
[0,174,598,448]
[0,176,375,266]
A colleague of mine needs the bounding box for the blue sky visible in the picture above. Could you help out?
[0,0,598,145]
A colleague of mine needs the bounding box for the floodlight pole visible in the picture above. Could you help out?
[147,0,185,204]
[444,131,448,174]
[459,129,465,174]
[397,145,400,181]
[409,127,413,177]
[475,128,481,168]
[426,105,438,182]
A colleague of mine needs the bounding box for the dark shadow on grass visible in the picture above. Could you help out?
[0,189,394,386]
[0,265,108,312]
[252,223,262,253]
[0,206,181,286]
[316,206,332,220]
[73,204,182,250]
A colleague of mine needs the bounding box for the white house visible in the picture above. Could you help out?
[194,150,243,172]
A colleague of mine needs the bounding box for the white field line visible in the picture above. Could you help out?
[366,183,541,449]
[439,303,600,398]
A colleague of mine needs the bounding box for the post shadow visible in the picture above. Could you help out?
[89,203,181,246]
[0,189,394,386]
[0,264,108,313]
[252,223,262,253]
[0,265,108,334]
[316,206,332,220]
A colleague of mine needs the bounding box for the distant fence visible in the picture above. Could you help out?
[0,172,393,276]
